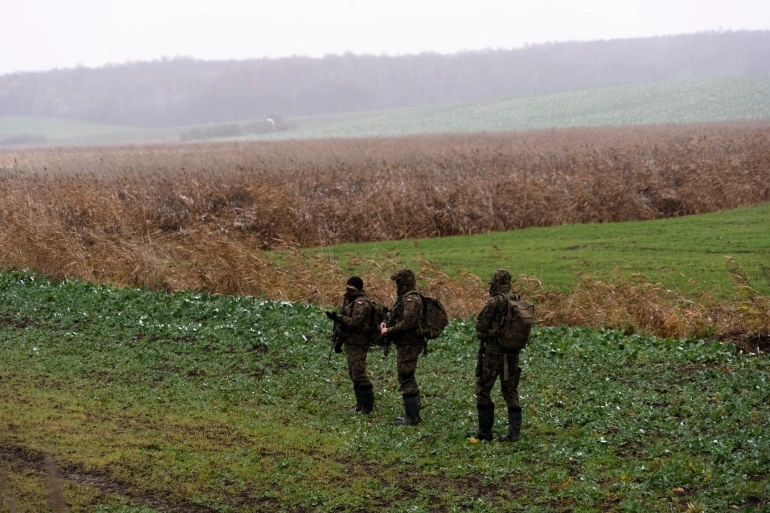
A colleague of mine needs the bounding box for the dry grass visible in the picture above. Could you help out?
[1,122,769,342]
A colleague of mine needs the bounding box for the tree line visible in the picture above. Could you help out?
[1,30,768,127]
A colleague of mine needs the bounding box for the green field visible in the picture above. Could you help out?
[312,203,770,299]
[0,271,768,512]
[256,73,770,141]
[0,116,183,146]
[2,73,769,146]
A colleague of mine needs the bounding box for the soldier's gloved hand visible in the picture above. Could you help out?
[326,311,338,321]
[334,342,343,353]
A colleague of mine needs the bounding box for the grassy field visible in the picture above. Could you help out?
[247,74,770,141]
[315,202,770,299]
[0,117,184,146]
[2,74,769,147]
[0,271,768,512]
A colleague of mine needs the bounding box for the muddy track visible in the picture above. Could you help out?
[0,439,526,512]
[0,443,216,513]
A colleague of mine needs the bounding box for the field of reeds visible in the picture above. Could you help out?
[1,122,769,342]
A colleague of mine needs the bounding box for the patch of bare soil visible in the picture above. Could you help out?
[718,331,770,355]
[0,444,214,513]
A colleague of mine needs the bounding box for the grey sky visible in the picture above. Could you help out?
[1,0,768,75]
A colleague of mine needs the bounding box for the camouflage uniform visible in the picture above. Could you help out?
[386,268,424,425]
[337,288,373,388]
[471,270,524,442]
[329,281,375,414]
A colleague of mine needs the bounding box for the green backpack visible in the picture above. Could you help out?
[412,292,449,340]
[498,294,535,352]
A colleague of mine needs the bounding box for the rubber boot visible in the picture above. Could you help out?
[476,404,495,441]
[467,404,495,440]
[351,385,362,413]
[499,406,522,442]
[358,385,374,414]
[393,393,421,425]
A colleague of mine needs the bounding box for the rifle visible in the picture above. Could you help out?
[382,315,391,360]
[327,301,344,362]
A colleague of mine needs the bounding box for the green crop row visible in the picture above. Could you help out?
[0,271,768,511]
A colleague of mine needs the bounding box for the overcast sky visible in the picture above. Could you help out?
[1,0,769,75]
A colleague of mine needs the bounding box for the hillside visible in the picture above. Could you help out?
[1,31,769,128]
[2,73,770,146]
[255,73,770,140]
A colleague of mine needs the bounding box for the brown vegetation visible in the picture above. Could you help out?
[1,122,769,342]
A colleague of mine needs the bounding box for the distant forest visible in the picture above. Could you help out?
[1,31,769,127]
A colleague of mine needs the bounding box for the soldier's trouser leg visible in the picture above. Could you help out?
[475,353,502,407]
[393,345,422,425]
[470,354,501,438]
[499,352,521,409]
[395,344,422,396]
[499,353,522,442]
[345,344,372,412]
[346,344,372,388]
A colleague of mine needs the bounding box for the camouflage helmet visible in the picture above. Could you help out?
[488,269,512,286]
[390,268,416,290]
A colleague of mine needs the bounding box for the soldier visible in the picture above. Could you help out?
[380,268,424,426]
[326,276,375,414]
[471,270,524,442]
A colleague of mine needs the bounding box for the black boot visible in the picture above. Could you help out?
[476,404,495,441]
[467,404,495,440]
[358,385,374,414]
[393,393,420,425]
[499,406,522,442]
[352,386,362,413]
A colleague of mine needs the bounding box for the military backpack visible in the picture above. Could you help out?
[497,294,535,352]
[411,292,449,340]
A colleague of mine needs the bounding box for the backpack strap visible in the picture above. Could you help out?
[493,293,508,332]
[401,291,425,320]
[405,291,429,355]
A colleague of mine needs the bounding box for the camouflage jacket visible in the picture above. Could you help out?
[475,291,520,355]
[336,289,374,347]
[388,290,424,346]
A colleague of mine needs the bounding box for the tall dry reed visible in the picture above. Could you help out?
[1,123,769,342]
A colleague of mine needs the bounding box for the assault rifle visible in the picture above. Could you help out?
[327,301,344,362]
[382,315,391,360]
